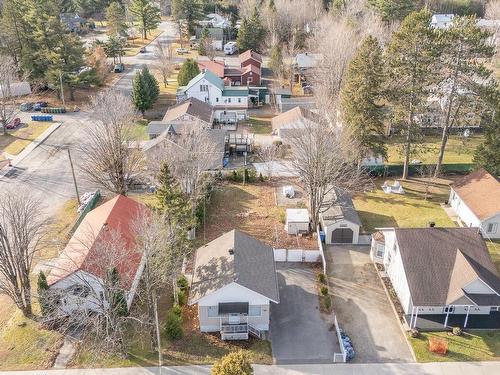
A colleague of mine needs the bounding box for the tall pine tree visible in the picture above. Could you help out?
[177,59,200,86]
[129,0,161,39]
[340,36,386,167]
[106,1,128,37]
[237,7,266,53]
[474,91,500,176]
[171,0,203,36]
[132,66,159,115]
[368,0,416,22]
[386,9,438,179]
[105,267,128,317]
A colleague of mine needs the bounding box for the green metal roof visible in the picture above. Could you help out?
[222,89,249,96]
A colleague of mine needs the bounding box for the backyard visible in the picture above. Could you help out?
[386,134,483,165]
[200,181,317,249]
[353,179,455,233]
[408,331,500,362]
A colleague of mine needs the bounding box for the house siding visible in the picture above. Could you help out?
[198,304,270,332]
[482,213,500,239]
[321,217,360,245]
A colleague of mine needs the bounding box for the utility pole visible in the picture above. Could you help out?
[153,290,162,375]
[67,148,81,205]
[59,71,66,108]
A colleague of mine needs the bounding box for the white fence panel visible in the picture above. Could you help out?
[358,234,372,245]
[333,314,347,363]
[304,250,321,262]
[273,249,287,262]
[287,249,303,262]
[317,226,327,274]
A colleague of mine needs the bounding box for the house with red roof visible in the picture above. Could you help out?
[47,195,149,315]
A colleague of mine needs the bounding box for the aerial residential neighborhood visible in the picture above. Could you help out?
[0,1,500,375]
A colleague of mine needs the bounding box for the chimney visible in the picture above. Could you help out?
[228,248,234,255]
[429,221,436,228]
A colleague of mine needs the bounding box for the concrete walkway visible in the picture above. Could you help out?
[1,362,500,375]
[52,337,77,369]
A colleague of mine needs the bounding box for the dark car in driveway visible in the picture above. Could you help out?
[33,101,48,111]
[20,102,33,111]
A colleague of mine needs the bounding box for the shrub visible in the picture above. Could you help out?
[165,308,183,340]
[428,337,448,355]
[211,350,253,375]
[278,209,286,224]
[170,304,182,317]
[259,172,264,182]
[177,289,187,306]
[320,286,329,296]
[408,329,420,338]
[452,327,463,336]
[322,296,332,311]
[177,275,189,292]
[317,273,327,284]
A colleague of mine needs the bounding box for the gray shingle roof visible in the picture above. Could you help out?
[189,230,280,304]
[147,121,168,136]
[394,227,500,306]
[320,188,361,226]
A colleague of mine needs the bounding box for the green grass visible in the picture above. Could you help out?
[386,134,484,165]
[246,117,272,134]
[130,119,149,141]
[0,310,63,370]
[409,331,500,362]
[486,240,500,275]
[353,179,455,233]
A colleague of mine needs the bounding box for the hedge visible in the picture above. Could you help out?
[365,163,474,177]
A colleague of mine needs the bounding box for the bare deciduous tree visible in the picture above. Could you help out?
[486,0,500,20]
[0,55,20,136]
[287,119,370,228]
[78,91,143,195]
[0,192,46,317]
[256,143,285,180]
[152,40,174,88]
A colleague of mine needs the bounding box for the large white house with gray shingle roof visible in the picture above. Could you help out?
[371,227,500,330]
[189,230,279,340]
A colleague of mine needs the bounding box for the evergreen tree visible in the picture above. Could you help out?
[172,0,203,36]
[106,267,128,317]
[132,66,159,115]
[340,36,386,168]
[37,271,50,317]
[106,1,128,37]
[129,0,161,39]
[104,35,126,64]
[198,27,210,56]
[177,58,200,86]
[155,163,194,230]
[368,0,417,22]
[474,92,500,176]
[433,15,495,176]
[237,7,266,53]
[268,45,283,77]
[385,9,438,179]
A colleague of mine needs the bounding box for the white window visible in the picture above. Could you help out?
[200,84,209,92]
[207,306,218,317]
[248,305,261,316]
[376,243,385,258]
[444,306,455,313]
[487,223,498,234]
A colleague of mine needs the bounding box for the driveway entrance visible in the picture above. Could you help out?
[326,245,414,363]
[269,263,339,364]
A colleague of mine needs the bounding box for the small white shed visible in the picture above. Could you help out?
[285,208,310,235]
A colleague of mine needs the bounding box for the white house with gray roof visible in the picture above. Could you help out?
[177,70,250,122]
[189,230,280,340]
[370,227,500,330]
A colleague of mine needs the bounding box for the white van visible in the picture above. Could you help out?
[224,41,238,55]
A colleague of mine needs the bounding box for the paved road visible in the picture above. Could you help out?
[1,362,500,375]
[326,245,414,363]
[1,20,179,219]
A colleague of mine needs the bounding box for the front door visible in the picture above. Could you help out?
[228,313,240,324]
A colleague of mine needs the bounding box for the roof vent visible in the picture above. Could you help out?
[429,221,436,228]
[228,248,234,255]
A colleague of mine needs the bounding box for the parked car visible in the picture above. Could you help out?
[176,47,188,55]
[20,102,33,111]
[33,101,48,111]
[113,63,125,73]
[139,47,146,53]
[6,117,21,129]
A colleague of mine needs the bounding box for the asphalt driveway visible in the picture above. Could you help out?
[269,263,340,364]
[326,245,414,363]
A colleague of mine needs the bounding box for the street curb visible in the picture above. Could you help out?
[0,122,62,177]
[374,263,418,362]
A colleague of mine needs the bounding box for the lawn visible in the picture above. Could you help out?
[0,309,63,371]
[408,331,500,362]
[0,122,52,156]
[130,119,149,141]
[171,42,198,59]
[124,29,163,56]
[486,240,500,275]
[243,117,273,135]
[201,181,317,249]
[353,179,455,233]
[386,134,483,165]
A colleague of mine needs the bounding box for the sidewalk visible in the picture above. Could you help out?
[1,362,500,375]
